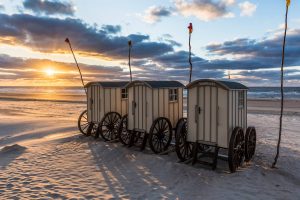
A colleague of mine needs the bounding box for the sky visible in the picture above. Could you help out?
[0,0,299,86]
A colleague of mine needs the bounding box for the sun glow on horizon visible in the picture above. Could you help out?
[44,68,55,76]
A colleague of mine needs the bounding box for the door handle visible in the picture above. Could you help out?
[132,101,136,115]
[90,98,93,110]
[195,105,198,123]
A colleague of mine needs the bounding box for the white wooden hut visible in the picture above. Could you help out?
[175,79,255,172]
[124,80,185,153]
[185,79,248,148]
[79,81,129,141]
[85,81,129,123]
[126,80,185,133]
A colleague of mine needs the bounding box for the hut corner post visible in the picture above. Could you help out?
[65,38,87,95]
[272,1,290,168]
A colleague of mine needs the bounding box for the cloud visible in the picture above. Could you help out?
[0,13,174,59]
[142,6,173,23]
[206,29,300,69]
[23,0,75,16]
[0,54,126,83]
[239,1,257,17]
[0,4,4,11]
[174,0,235,21]
[101,25,121,34]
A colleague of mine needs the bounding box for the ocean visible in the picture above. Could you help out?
[0,86,300,102]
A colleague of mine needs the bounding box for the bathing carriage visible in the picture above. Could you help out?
[78,81,129,140]
[118,80,185,153]
[175,79,256,172]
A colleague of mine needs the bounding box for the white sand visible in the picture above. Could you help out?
[0,100,299,199]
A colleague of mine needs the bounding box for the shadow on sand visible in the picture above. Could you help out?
[0,144,27,169]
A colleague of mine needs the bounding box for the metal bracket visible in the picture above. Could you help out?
[217,106,220,126]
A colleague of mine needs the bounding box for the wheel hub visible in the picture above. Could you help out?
[157,132,165,140]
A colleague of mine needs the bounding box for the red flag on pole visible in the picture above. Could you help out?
[188,23,193,34]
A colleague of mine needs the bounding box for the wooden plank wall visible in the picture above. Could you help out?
[187,87,197,142]
[146,87,153,132]
[87,86,128,123]
[127,87,134,130]
[87,86,92,122]
[210,87,217,143]
[228,90,247,147]
[152,88,183,131]
[217,87,228,148]
[127,85,183,133]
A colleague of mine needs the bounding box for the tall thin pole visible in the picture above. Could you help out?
[128,40,133,82]
[272,0,290,168]
[65,38,87,95]
[188,23,193,83]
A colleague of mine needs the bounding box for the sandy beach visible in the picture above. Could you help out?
[0,99,299,199]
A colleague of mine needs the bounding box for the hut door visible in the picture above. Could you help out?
[196,86,218,143]
[132,85,147,131]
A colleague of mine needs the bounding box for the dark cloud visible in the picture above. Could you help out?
[206,30,300,68]
[143,6,173,23]
[23,0,75,16]
[0,12,299,85]
[101,25,121,34]
[150,7,172,17]
[0,13,174,59]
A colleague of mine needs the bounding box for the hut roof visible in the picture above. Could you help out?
[126,81,185,89]
[85,81,129,88]
[186,79,248,90]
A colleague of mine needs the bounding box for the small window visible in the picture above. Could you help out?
[238,91,244,108]
[169,89,178,102]
[121,88,128,99]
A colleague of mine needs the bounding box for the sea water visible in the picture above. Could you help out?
[0,86,300,102]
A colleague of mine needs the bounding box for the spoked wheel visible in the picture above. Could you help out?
[175,118,187,135]
[78,110,92,136]
[97,112,121,141]
[228,127,245,173]
[149,117,172,154]
[118,115,131,145]
[245,127,256,162]
[175,120,193,161]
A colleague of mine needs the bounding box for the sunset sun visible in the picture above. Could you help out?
[44,68,55,76]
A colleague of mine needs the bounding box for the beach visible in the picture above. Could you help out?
[0,98,299,199]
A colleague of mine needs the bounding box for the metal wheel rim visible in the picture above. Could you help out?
[78,110,91,136]
[245,127,256,161]
[149,118,172,154]
[176,121,192,161]
[228,127,245,173]
[100,112,121,141]
[119,115,131,145]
